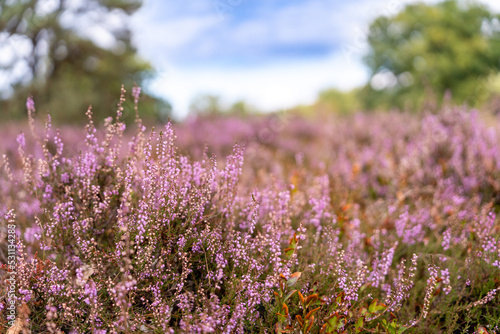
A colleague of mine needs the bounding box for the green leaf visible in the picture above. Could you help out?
[286,272,301,287]
[325,313,345,331]
[387,320,398,334]
[355,316,364,331]
[325,314,339,330]
[285,234,298,259]
[284,247,295,258]
[290,233,297,248]
[368,299,386,313]
[283,289,297,303]
[335,292,345,305]
[398,325,409,334]
[276,312,287,323]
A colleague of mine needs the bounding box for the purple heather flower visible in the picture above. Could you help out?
[132,86,141,101]
[26,96,35,110]
[16,133,26,148]
[442,229,452,250]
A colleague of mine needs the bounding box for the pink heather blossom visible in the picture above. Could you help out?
[16,133,26,148]
[26,96,35,110]
[132,86,141,101]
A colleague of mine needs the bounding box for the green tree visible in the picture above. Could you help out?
[316,88,361,115]
[362,0,500,111]
[189,94,260,117]
[0,0,170,123]
[189,94,224,116]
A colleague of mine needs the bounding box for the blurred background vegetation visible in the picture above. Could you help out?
[0,0,171,124]
[314,0,500,115]
[2,0,500,122]
[361,0,500,112]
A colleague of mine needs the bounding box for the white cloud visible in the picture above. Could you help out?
[132,15,219,64]
[147,53,368,119]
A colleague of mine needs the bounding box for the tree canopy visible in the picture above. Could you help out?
[361,0,500,111]
[0,0,170,123]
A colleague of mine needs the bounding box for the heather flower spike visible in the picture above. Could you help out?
[132,85,141,102]
[1,90,499,332]
[26,96,35,111]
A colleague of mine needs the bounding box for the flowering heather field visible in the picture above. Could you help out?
[1,89,500,333]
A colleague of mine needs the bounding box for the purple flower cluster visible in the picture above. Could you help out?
[0,93,499,333]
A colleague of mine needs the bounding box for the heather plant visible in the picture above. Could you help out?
[0,89,499,333]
